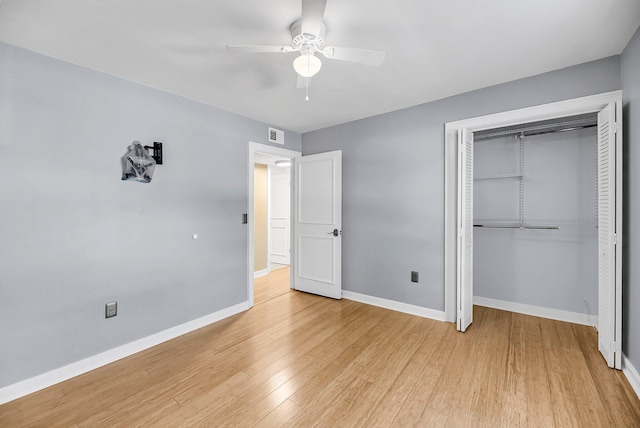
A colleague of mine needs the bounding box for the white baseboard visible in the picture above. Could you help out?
[623,353,640,400]
[254,269,268,278]
[473,296,597,327]
[342,291,447,322]
[0,301,250,405]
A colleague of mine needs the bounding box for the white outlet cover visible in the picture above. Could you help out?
[105,301,117,318]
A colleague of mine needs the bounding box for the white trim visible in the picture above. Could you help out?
[267,165,272,270]
[0,302,249,405]
[474,296,597,327]
[444,90,623,132]
[444,91,623,323]
[254,268,269,278]
[342,291,447,322]
[248,142,301,309]
[623,353,640,400]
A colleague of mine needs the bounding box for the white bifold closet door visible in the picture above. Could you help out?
[597,103,623,369]
[457,129,473,332]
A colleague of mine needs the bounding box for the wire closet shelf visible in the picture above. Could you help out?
[472,113,598,231]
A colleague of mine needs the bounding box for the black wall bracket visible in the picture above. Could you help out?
[144,142,163,165]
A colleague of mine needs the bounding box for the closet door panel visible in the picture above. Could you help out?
[597,103,620,369]
[457,129,473,332]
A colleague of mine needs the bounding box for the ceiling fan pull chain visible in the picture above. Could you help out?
[305,76,310,101]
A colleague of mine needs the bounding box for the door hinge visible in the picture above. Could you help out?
[613,233,617,244]
[613,122,618,134]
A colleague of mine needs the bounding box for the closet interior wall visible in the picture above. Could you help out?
[473,126,599,319]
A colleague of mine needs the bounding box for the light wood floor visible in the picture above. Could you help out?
[2,270,639,427]
[254,266,291,305]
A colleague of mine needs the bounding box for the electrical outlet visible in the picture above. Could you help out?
[411,271,419,283]
[105,301,117,318]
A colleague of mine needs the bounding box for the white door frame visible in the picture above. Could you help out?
[444,91,622,326]
[248,142,301,308]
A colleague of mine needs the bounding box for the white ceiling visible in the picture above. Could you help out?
[0,0,638,133]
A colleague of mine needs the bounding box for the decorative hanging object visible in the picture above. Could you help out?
[121,140,157,183]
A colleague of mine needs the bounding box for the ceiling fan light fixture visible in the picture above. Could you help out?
[293,53,322,77]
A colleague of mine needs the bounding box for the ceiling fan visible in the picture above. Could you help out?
[226,0,386,99]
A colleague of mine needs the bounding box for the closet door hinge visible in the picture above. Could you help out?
[613,233,618,244]
[613,122,618,134]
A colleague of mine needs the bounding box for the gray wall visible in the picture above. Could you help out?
[0,42,301,387]
[303,56,621,312]
[473,129,598,316]
[622,26,640,372]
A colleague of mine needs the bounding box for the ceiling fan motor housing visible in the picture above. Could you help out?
[290,19,326,54]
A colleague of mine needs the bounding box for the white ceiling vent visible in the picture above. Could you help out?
[268,127,284,145]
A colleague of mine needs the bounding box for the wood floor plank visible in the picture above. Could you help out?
[362,319,442,427]
[1,269,639,427]
[388,321,453,426]
[518,313,555,427]
[188,354,317,426]
[573,323,640,426]
[255,266,291,305]
[255,399,302,427]
[306,315,425,427]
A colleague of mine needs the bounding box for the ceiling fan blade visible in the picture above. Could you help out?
[301,0,327,37]
[296,74,313,89]
[226,45,291,54]
[322,46,386,66]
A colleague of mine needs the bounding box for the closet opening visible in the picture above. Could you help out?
[444,91,623,369]
[473,114,599,330]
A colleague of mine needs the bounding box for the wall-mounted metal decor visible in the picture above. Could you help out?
[121,140,157,183]
[144,142,163,165]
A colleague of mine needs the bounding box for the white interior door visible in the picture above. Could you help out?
[457,129,474,332]
[597,103,623,369]
[269,167,291,265]
[293,150,342,299]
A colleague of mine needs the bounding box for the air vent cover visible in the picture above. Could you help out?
[268,127,284,145]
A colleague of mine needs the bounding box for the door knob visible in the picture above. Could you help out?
[328,229,340,237]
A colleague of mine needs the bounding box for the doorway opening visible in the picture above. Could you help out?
[248,142,344,305]
[254,153,292,304]
[248,142,300,307]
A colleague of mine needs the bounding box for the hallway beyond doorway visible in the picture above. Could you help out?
[254,266,290,305]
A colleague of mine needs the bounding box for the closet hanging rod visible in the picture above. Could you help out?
[474,117,597,142]
[473,224,560,230]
